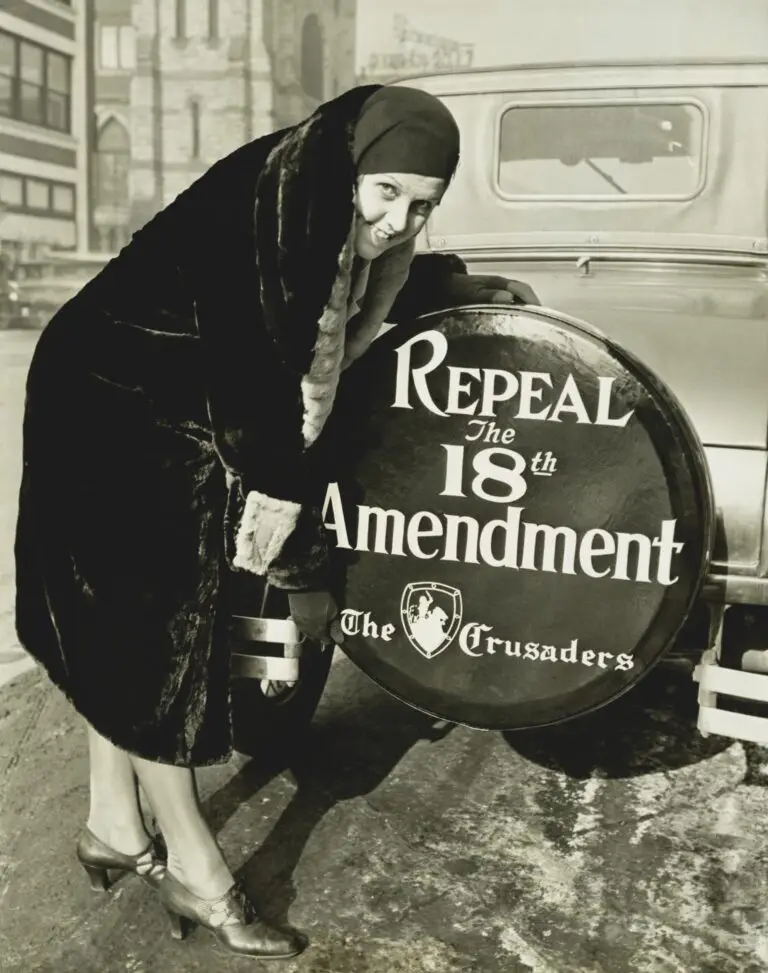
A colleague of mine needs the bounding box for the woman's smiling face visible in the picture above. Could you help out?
[354,172,447,259]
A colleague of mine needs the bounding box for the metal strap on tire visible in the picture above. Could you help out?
[230,615,303,645]
[230,615,304,683]
[231,653,300,681]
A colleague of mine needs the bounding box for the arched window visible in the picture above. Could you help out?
[300,14,324,101]
[95,117,130,210]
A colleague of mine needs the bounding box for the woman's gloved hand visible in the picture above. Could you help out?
[288,591,345,645]
[445,273,541,307]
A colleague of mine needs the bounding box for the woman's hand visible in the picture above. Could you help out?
[288,591,344,645]
[446,273,541,307]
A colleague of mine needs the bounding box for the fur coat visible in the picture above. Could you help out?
[13,84,469,766]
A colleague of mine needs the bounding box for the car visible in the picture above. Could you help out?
[230,53,768,755]
[386,56,768,745]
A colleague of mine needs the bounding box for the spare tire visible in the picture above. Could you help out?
[324,304,715,730]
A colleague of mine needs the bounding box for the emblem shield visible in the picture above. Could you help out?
[400,582,463,659]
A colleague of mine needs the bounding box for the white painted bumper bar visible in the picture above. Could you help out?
[694,651,768,745]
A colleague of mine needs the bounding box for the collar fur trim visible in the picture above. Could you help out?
[253,85,384,376]
[252,84,420,446]
[299,224,415,447]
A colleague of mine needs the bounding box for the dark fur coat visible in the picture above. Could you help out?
[14,84,469,766]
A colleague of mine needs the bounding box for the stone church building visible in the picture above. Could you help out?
[92,0,357,250]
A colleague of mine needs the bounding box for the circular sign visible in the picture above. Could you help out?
[325,306,714,729]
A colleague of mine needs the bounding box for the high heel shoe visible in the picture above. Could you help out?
[158,871,308,960]
[76,827,167,892]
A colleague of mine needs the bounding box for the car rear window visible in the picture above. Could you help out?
[497,101,706,199]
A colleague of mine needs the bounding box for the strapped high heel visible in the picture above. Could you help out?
[158,871,307,959]
[76,827,167,891]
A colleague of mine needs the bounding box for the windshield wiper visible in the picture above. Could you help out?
[584,159,627,195]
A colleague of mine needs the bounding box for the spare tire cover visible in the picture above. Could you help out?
[324,306,715,729]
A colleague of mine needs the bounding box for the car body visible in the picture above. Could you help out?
[390,57,768,740]
[397,58,768,605]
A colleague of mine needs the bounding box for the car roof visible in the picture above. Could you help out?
[392,56,768,84]
[388,58,768,97]
[389,57,768,91]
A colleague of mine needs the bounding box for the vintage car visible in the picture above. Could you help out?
[393,56,768,746]
[229,55,768,755]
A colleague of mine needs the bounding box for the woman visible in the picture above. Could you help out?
[14,84,537,959]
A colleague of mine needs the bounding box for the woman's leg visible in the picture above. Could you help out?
[87,724,234,897]
[129,754,234,899]
[86,724,152,855]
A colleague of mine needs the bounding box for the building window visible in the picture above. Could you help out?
[175,0,187,41]
[46,51,69,129]
[95,118,130,210]
[0,170,75,216]
[51,183,75,214]
[0,33,15,118]
[26,178,50,211]
[99,25,136,71]
[190,99,201,159]
[19,42,45,126]
[300,14,324,101]
[0,173,23,208]
[0,31,72,133]
[207,0,219,41]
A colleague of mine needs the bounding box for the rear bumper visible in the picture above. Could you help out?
[702,573,768,606]
[686,590,768,747]
[694,653,768,745]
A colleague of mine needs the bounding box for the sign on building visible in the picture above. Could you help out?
[360,14,475,81]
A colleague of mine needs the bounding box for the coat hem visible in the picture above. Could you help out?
[27,657,234,768]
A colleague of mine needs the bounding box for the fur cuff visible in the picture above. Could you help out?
[232,491,302,575]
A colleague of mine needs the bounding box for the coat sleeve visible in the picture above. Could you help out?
[181,151,333,591]
[193,267,335,592]
[385,252,468,323]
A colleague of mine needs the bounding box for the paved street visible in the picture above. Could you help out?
[1,329,768,973]
[0,331,37,689]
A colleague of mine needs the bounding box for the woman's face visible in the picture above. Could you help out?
[354,172,447,259]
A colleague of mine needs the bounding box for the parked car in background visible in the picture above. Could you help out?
[6,250,112,329]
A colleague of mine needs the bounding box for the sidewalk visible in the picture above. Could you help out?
[0,331,36,689]
[0,574,34,690]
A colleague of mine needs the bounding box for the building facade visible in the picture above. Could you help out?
[0,0,87,258]
[92,0,133,252]
[128,0,357,232]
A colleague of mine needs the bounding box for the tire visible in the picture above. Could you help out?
[229,578,334,761]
